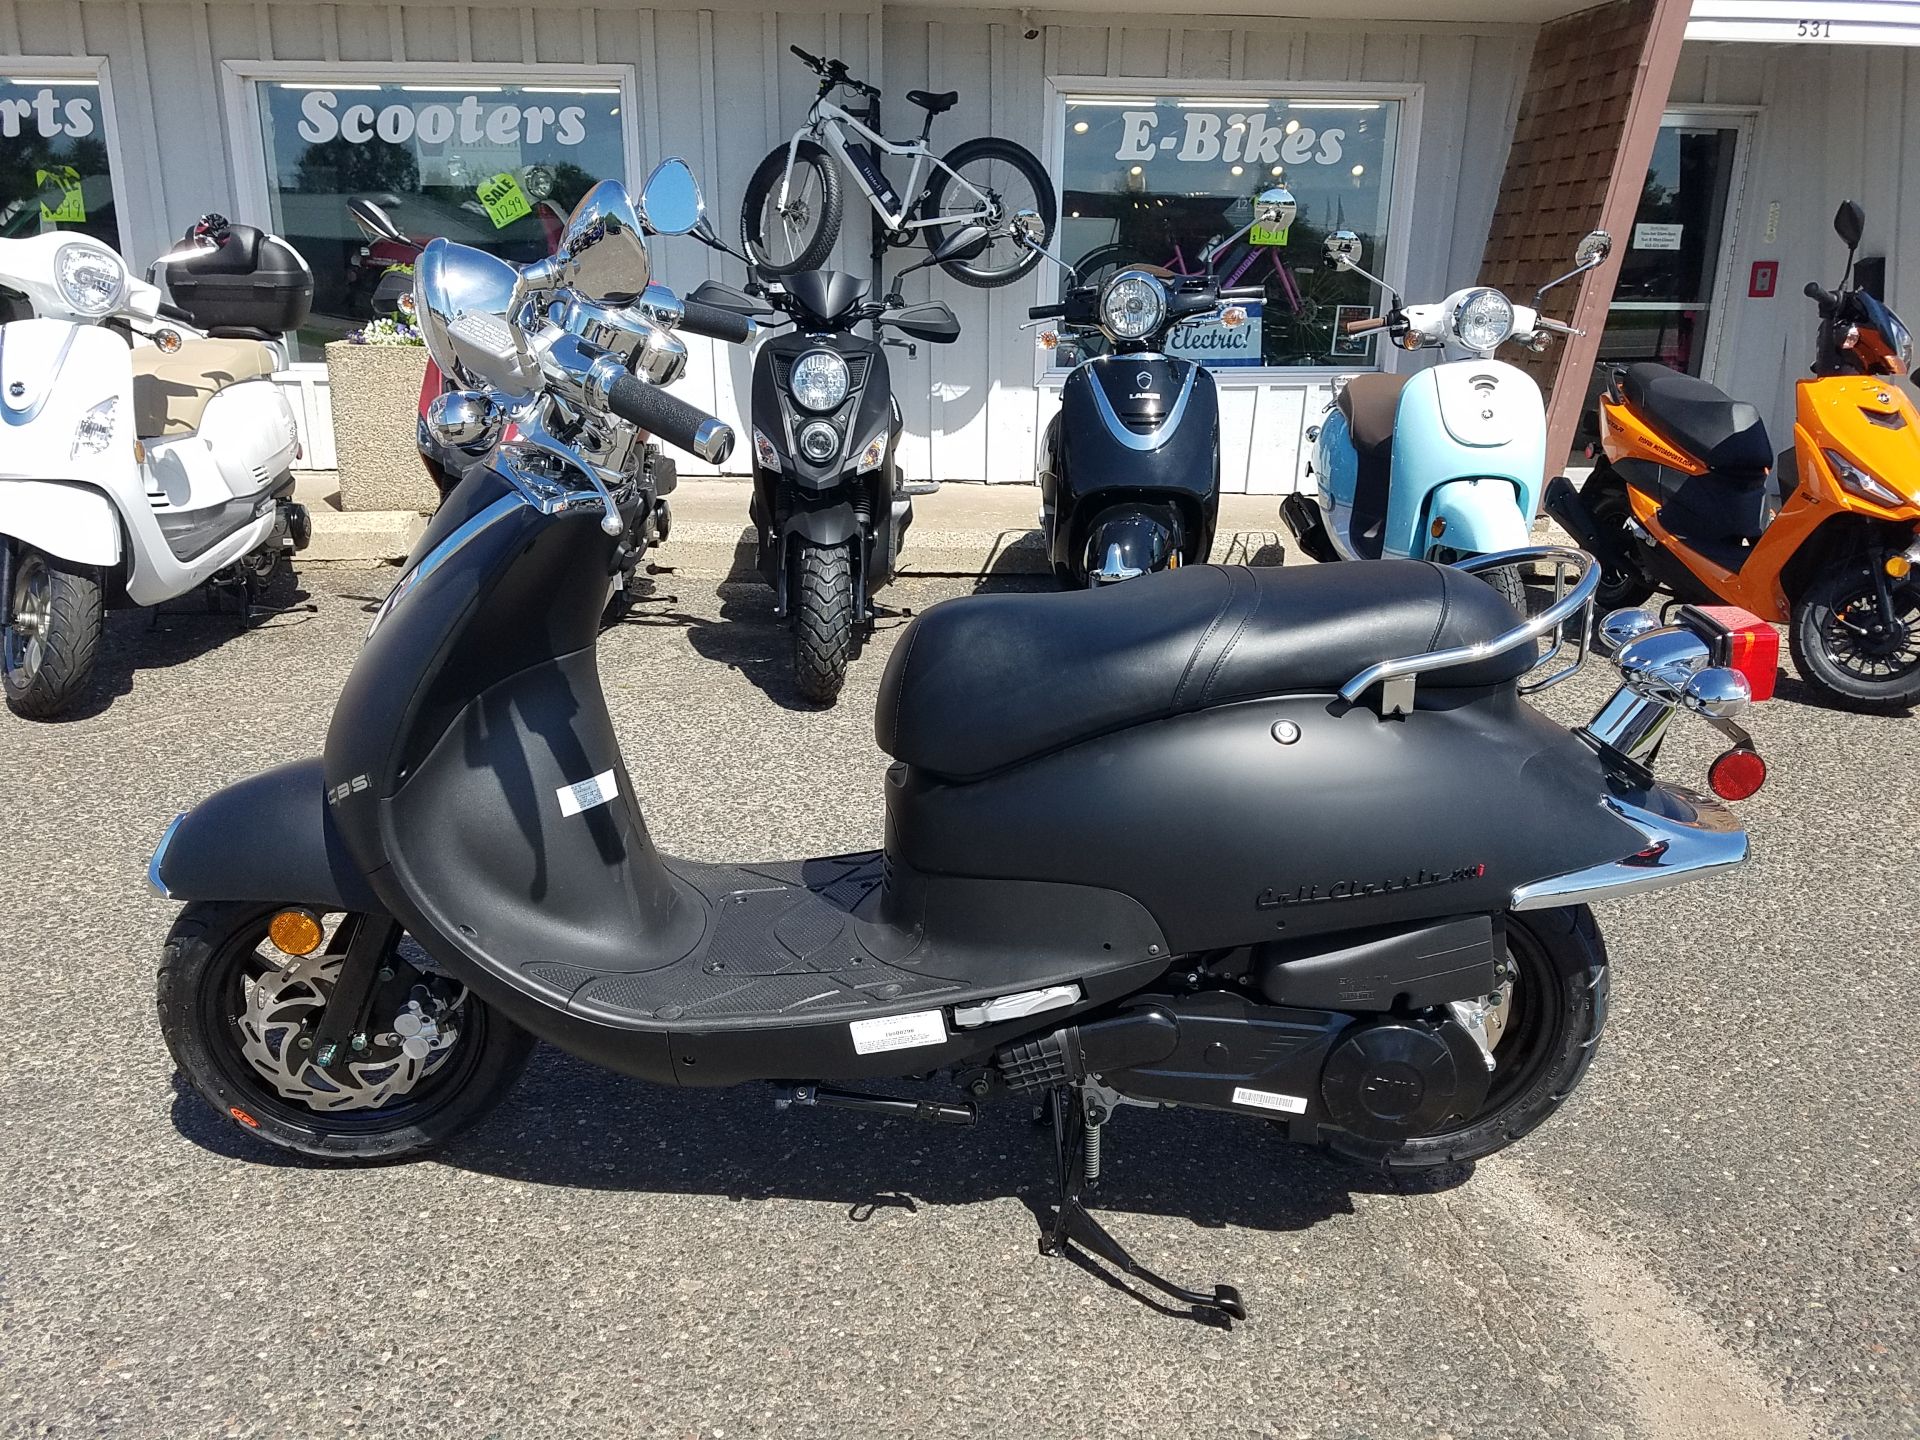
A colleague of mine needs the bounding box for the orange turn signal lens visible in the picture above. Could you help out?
[1038,330,1060,350]
[1887,553,1912,579]
[268,908,324,956]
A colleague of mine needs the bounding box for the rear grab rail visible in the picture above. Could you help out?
[1339,547,1599,717]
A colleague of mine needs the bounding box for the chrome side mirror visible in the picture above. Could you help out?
[1574,229,1613,268]
[533,179,652,304]
[1323,230,1363,269]
[1255,186,1297,233]
[639,158,705,237]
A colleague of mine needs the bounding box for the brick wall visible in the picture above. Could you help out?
[1479,0,1692,464]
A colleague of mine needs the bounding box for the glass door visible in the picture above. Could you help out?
[1595,116,1745,378]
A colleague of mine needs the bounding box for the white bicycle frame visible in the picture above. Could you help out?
[777,97,996,235]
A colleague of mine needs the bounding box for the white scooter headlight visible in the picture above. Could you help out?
[789,349,850,412]
[1100,271,1168,342]
[71,397,118,458]
[1453,288,1514,351]
[54,242,128,318]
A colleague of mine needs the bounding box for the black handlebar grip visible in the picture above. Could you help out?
[790,44,820,65]
[1028,303,1066,320]
[1803,281,1826,300]
[605,373,734,464]
[679,299,754,345]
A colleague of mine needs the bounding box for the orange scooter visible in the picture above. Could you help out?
[1547,201,1920,711]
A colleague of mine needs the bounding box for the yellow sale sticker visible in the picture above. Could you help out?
[38,166,85,223]
[1249,221,1289,247]
[477,172,532,229]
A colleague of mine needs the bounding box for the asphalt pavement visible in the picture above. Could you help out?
[0,549,1913,1440]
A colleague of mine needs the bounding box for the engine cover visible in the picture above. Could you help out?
[1318,1017,1490,1141]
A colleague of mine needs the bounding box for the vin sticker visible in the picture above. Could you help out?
[556,768,619,817]
[849,1009,947,1056]
[1231,1086,1308,1115]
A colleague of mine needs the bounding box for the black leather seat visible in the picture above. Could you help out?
[907,89,959,115]
[876,561,1530,782]
[1620,363,1772,474]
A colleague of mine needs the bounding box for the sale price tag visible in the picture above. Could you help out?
[477,172,532,229]
[38,166,86,223]
[1249,221,1289,247]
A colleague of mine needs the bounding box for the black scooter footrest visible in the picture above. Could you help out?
[998,1032,1074,1091]
[997,1007,1181,1091]
[900,481,939,497]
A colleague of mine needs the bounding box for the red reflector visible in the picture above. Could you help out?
[1709,745,1768,801]
[1690,605,1779,701]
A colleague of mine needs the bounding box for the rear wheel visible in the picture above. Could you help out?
[922,138,1056,289]
[2,546,103,720]
[1789,559,1920,712]
[158,901,534,1162]
[792,541,857,705]
[741,140,841,276]
[1324,906,1609,1175]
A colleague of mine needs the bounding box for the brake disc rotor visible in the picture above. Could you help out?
[237,952,464,1112]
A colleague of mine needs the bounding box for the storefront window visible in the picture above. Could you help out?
[257,80,625,360]
[1055,92,1399,369]
[0,75,118,251]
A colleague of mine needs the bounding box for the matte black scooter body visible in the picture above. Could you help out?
[1042,353,1221,577]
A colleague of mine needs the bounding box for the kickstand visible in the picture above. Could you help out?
[1038,1086,1246,1325]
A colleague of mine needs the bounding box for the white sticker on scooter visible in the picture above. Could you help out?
[1231,1086,1308,1115]
[556,769,619,817]
[849,1009,947,1055]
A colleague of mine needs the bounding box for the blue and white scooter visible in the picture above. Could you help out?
[1279,228,1610,607]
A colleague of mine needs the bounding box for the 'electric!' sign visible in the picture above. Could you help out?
[1114,109,1348,167]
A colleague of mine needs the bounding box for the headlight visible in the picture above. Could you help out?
[1453,288,1514,351]
[71,396,117,458]
[789,349,850,412]
[1099,271,1167,342]
[1824,448,1911,509]
[55,242,126,317]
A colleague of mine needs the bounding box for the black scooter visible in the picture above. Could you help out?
[685,232,978,703]
[1029,259,1259,585]
[149,169,1771,1324]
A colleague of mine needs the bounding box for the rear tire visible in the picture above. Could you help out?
[158,901,534,1163]
[1324,906,1609,1175]
[1789,560,1920,713]
[792,541,857,705]
[3,546,103,720]
[922,137,1057,289]
[1584,478,1659,611]
[741,141,841,276]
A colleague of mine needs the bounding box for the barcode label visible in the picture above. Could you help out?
[556,768,619,817]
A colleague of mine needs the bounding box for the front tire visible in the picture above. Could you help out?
[741,140,841,276]
[922,138,1056,289]
[3,546,103,720]
[1789,559,1920,712]
[792,541,857,705]
[158,901,534,1162]
[1325,906,1609,1175]
[1584,477,1659,611]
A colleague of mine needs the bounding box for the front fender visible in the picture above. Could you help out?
[1425,477,1531,556]
[781,502,860,547]
[149,757,386,913]
[0,479,122,566]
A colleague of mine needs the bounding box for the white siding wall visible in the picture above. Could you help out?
[3,0,1534,487]
[1671,38,1920,441]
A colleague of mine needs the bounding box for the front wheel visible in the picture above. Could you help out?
[1789,559,1920,712]
[1584,479,1659,610]
[1324,906,1609,1175]
[922,138,1056,289]
[741,140,842,276]
[792,541,858,705]
[158,902,534,1162]
[2,545,103,720]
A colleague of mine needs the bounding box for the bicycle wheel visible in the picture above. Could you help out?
[1070,241,1157,291]
[741,139,841,275]
[921,137,1056,289]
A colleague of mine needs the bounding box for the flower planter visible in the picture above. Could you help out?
[325,340,434,513]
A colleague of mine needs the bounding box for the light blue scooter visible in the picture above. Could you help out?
[1279,228,1611,607]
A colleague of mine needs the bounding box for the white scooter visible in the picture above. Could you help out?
[1279,229,1611,608]
[0,217,313,718]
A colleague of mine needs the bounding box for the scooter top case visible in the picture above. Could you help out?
[155,443,1647,1094]
[1045,352,1220,570]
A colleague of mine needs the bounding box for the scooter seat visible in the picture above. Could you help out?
[130,337,275,439]
[876,560,1531,782]
[1619,363,1772,474]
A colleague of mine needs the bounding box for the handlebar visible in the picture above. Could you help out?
[1220,286,1266,301]
[790,44,822,66]
[1343,315,1388,336]
[1027,303,1066,321]
[678,299,755,346]
[605,372,735,464]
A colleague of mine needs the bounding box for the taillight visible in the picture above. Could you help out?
[1676,604,1779,702]
[1709,745,1768,800]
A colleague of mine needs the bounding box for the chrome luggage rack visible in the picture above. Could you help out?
[1340,547,1599,717]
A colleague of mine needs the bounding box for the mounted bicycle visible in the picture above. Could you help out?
[740,45,1055,289]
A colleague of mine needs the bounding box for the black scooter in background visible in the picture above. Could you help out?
[1027,258,1259,585]
[688,231,979,703]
